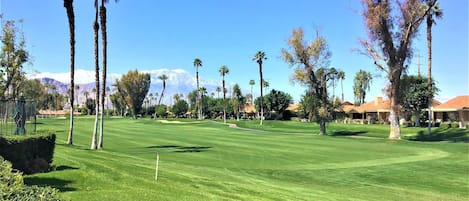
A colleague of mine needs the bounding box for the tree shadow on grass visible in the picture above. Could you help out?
[331,131,368,136]
[146,145,212,153]
[24,177,76,192]
[54,165,79,171]
[408,129,469,143]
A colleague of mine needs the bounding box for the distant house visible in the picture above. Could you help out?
[342,96,441,125]
[342,97,390,124]
[433,95,469,128]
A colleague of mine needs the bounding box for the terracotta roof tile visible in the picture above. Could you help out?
[433,95,469,111]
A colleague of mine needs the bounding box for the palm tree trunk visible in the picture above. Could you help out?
[64,0,75,145]
[341,79,344,101]
[427,14,433,135]
[98,3,107,149]
[196,70,201,120]
[222,78,226,124]
[91,1,99,150]
[259,64,264,125]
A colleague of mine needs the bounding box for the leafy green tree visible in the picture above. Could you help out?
[115,70,151,119]
[256,89,292,120]
[281,28,332,135]
[253,51,267,125]
[361,0,432,139]
[19,79,47,110]
[231,84,245,121]
[219,65,229,124]
[172,99,188,117]
[425,0,443,134]
[265,89,293,120]
[85,98,96,115]
[401,75,438,127]
[353,70,373,105]
[155,104,168,118]
[110,91,126,116]
[0,19,29,99]
[64,0,76,145]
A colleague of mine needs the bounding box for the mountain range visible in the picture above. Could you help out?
[36,69,222,106]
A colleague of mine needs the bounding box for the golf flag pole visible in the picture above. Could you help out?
[155,152,160,180]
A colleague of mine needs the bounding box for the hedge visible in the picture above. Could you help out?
[440,122,460,129]
[0,156,63,201]
[0,132,56,174]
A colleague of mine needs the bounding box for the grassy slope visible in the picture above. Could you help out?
[25,117,468,201]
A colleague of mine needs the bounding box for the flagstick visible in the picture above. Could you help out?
[155,152,160,180]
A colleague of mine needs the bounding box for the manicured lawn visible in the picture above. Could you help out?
[25,117,468,201]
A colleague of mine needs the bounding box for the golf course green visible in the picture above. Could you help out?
[24,117,468,201]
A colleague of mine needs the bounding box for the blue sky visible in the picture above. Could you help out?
[2,0,468,103]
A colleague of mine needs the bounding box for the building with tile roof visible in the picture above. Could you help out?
[433,95,469,127]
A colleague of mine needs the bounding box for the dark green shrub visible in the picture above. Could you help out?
[1,156,63,201]
[440,122,461,129]
[0,132,56,174]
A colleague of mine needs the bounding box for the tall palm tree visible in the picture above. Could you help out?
[253,51,267,125]
[426,0,443,135]
[193,58,203,119]
[249,79,255,103]
[64,0,75,145]
[149,92,153,105]
[157,74,168,106]
[98,0,118,149]
[75,84,80,107]
[338,71,345,101]
[328,67,338,100]
[219,66,229,124]
[216,86,221,98]
[91,0,100,150]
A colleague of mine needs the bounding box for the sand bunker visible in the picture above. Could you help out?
[158,120,198,124]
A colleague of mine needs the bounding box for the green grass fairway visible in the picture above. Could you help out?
[25,117,468,201]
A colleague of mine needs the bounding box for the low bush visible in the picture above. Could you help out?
[0,132,56,174]
[0,156,63,201]
[440,122,460,129]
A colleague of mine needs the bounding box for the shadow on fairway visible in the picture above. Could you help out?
[24,177,76,192]
[146,145,212,153]
[331,131,368,136]
[409,130,469,143]
[54,165,79,171]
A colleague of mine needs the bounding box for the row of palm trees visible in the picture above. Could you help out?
[64,0,116,149]
[63,0,441,142]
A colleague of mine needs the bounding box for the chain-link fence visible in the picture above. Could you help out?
[0,98,37,136]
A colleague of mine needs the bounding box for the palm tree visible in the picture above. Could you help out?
[193,58,203,119]
[426,0,443,135]
[157,74,168,107]
[338,71,345,101]
[219,65,229,124]
[149,92,153,105]
[83,90,89,101]
[253,51,267,125]
[216,86,221,98]
[353,70,373,105]
[328,67,338,100]
[249,79,255,103]
[91,0,100,150]
[64,0,75,145]
[74,84,80,107]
